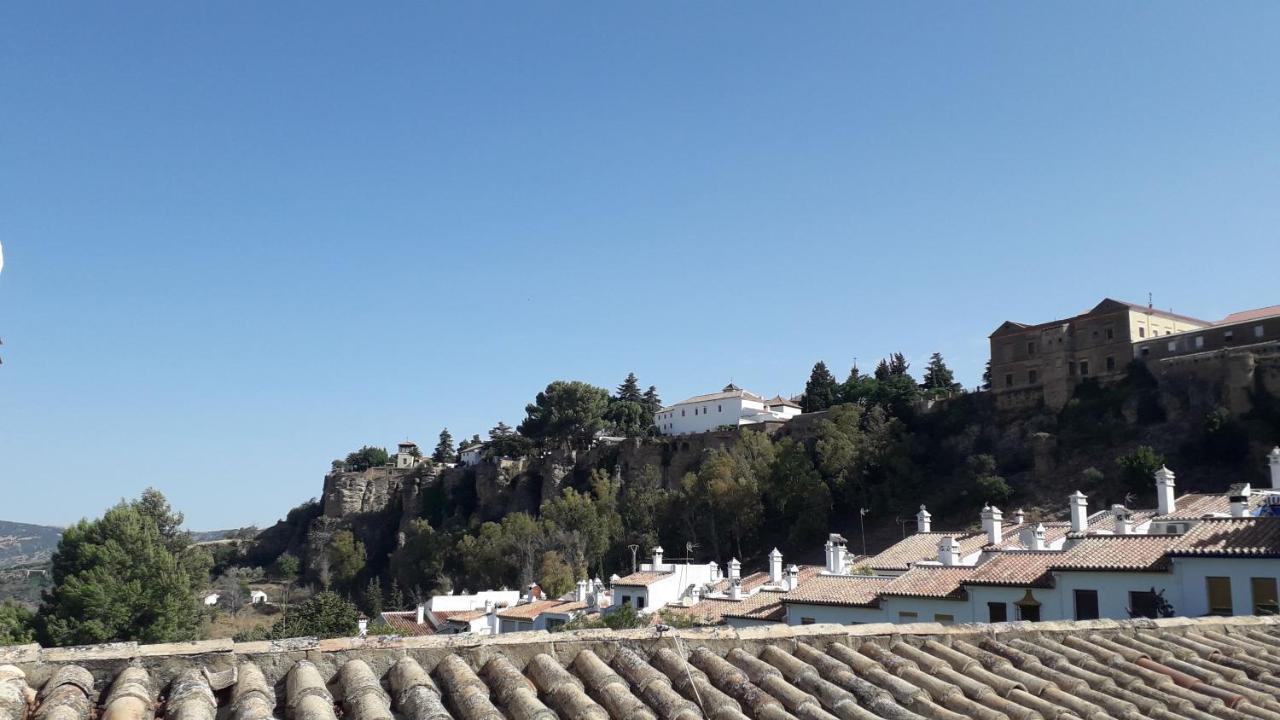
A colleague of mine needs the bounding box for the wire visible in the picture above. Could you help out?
[658,624,706,716]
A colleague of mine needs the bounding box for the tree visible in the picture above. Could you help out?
[801,362,840,413]
[458,434,482,452]
[38,491,204,646]
[1117,446,1165,500]
[922,353,960,395]
[642,386,663,414]
[362,577,384,617]
[0,601,35,645]
[273,552,300,581]
[390,520,448,598]
[616,373,643,403]
[621,465,669,554]
[326,531,366,594]
[766,439,832,547]
[244,591,358,640]
[537,551,575,598]
[518,381,612,449]
[432,429,455,463]
[344,446,389,472]
[966,454,1011,504]
[387,580,405,612]
[981,360,992,391]
[606,400,652,437]
[487,421,533,459]
[841,364,877,405]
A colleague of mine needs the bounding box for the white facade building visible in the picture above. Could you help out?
[429,589,521,613]
[654,384,802,436]
[458,444,485,467]
[611,546,723,613]
[393,441,424,469]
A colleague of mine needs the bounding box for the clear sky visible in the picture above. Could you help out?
[1,3,1278,530]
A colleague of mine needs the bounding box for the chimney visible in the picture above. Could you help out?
[358,617,368,637]
[652,546,664,569]
[1270,447,1280,489]
[1070,491,1089,533]
[415,602,426,625]
[729,578,742,601]
[728,558,741,581]
[1231,484,1252,518]
[1012,508,1025,525]
[785,565,800,591]
[981,505,1003,545]
[1155,466,1176,515]
[826,535,847,574]
[938,536,959,566]
[824,538,834,573]
[576,580,588,604]
[916,505,932,533]
[768,548,783,583]
[1030,523,1046,550]
[1112,505,1131,535]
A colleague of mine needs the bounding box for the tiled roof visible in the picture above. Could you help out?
[1220,305,1280,324]
[663,387,765,410]
[668,589,789,625]
[1049,536,1175,572]
[377,611,436,637]
[860,531,987,571]
[11,617,1280,720]
[444,609,487,623]
[613,571,672,587]
[781,574,892,607]
[1169,517,1280,557]
[963,551,1059,587]
[879,566,973,599]
[988,521,1073,550]
[496,600,584,621]
[709,570,771,594]
[1153,492,1266,520]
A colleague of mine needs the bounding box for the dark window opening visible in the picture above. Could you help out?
[1207,577,1232,616]
[1074,589,1100,620]
[1129,590,1158,619]
[1105,356,1116,371]
[1080,361,1090,377]
[988,602,1008,623]
[1005,374,1014,388]
[1028,370,1038,384]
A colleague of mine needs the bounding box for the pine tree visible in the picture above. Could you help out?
[981,360,992,391]
[922,352,959,393]
[616,373,643,403]
[432,428,455,463]
[801,361,840,413]
[642,386,662,413]
[387,580,405,611]
[363,577,383,617]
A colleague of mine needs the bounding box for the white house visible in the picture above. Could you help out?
[249,590,269,605]
[429,588,521,613]
[458,444,485,467]
[611,546,723,613]
[654,384,802,436]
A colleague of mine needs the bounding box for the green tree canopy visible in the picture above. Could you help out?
[38,491,205,646]
[922,352,960,395]
[390,519,447,598]
[537,551,575,598]
[642,386,662,414]
[432,429,455,463]
[326,530,366,593]
[487,421,533,459]
[344,446,389,472]
[0,601,35,645]
[518,381,612,449]
[243,591,358,641]
[801,361,840,413]
[616,372,644,403]
[1117,445,1165,502]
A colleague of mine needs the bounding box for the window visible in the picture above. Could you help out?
[934,614,955,625]
[988,602,1008,623]
[1140,346,1150,357]
[1016,604,1040,622]
[898,611,918,622]
[1129,590,1159,619]
[1139,326,1146,338]
[1027,342,1036,356]
[681,409,685,417]
[1256,325,1266,339]
[718,405,722,412]
[800,617,816,625]
[1106,327,1115,340]
[1074,589,1100,620]
[1068,361,1077,376]
[1252,577,1278,616]
[1105,356,1116,371]
[1005,374,1014,388]
[1225,330,1235,343]
[1079,361,1090,377]
[621,595,632,606]
[1195,336,1204,349]
[1003,345,1013,361]
[636,596,646,609]
[1028,370,1038,384]
[1168,341,1178,352]
[1206,577,1232,616]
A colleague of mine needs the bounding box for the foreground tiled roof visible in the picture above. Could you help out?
[859,531,987,571]
[1170,517,1280,557]
[612,571,672,587]
[8,616,1280,720]
[781,574,892,607]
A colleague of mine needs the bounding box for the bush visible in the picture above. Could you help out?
[236,591,358,641]
[975,475,1013,504]
[1117,446,1164,501]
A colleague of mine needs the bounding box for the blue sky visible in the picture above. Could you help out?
[1,3,1277,529]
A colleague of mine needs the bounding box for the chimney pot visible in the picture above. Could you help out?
[938,536,960,566]
[769,548,783,583]
[785,564,800,591]
[1069,491,1089,533]
[652,546,664,568]
[1230,484,1252,518]
[981,505,1003,545]
[416,602,426,625]
[728,558,741,580]
[916,505,932,533]
[1112,504,1132,535]
[1012,508,1025,524]
[729,578,742,601]
[1155,466,1177,515]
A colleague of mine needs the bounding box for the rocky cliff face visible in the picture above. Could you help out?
[322,467,411,518]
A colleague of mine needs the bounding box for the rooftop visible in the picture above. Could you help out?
[1169,517,1280,557]
[611,571,673,587]
[780,574,892,607]
[859,531,988,571]
[7,616,1280,720]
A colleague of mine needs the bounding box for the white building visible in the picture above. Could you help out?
[458,444,485,467]
[429,588,521,614]
[202,593,220,606]
[393,441,424,469]
[654,384,802,436]
[611,546,723,612]
[249,590,269,605]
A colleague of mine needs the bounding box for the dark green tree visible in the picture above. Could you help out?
[801,361,840,413]
[922,352,960,395]
[487,421,533,459]
[344,446,389,472]
[362,577,384,617]
[0,601,35,645]
[38,491,204,646]
[387,580,405,612]
[616,373,644,403]
[326,530,366,594]
[390,520,447,598]
[642,386,663,414]
[606,400,652,437]
[272,552,300,581]
[244,591,358,640]
[518,380,612,449]
[1117,446,1165,501]
[432,429,455,463]
[537,551,575,598]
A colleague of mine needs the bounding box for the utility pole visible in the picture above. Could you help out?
[859,508,869,556]
[627,544,639,575]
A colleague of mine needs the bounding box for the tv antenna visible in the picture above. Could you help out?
[627,544,639,575]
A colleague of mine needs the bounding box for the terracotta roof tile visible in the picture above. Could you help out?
[668,589,789,624]
[1220,305,1280,325]
[861,532,987,571]
[612,571,673,587]
[376,612,436,637]
[1050,536,1175,572]
[879,566,973,599]
[1154,493,1265,520]
[496,599,585,620]
[963,552,1059,587]
[781,574,892,607]
[1169,517,1280,557]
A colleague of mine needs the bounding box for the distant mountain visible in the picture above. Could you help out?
[0,520,62,569]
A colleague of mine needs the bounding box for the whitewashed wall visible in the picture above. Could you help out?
[1172,558,1280,618]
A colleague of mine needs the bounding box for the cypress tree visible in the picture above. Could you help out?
[801,361,840,413]
[432,428,455,463]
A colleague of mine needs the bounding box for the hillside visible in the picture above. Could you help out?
[0,520,62,570]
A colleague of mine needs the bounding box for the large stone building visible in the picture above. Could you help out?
[990,298,1212,409]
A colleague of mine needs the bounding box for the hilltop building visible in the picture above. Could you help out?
[393,441,425,469]
[654,383,801,435]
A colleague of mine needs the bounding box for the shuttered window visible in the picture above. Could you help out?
[1074,590,1099,620]
[1252,577,1278,616]
[988,602,1008,623]
[1207,577,1233,616]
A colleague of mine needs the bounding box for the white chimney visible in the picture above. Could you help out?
[1030,523,1046,550]
[1112,505,1131,535]
[826,535,847,574]
[1012,508,1025,524]
[576,580,588,603]
[768,548,783,583]
[916,505,932,533]
[981,505,1003,545]
[1070,491,1089,533]
[1155,466,1176,515]
[1230,484,1252,518]
[652,546,664,568]
[1269,447,1280,489]
[358,617,368,637]
[729,578,742,601]
[823,538,834,573]
[415,602,426,625]
[728,558,741,581]
[785,565,800,591]
[938,536,959,566]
